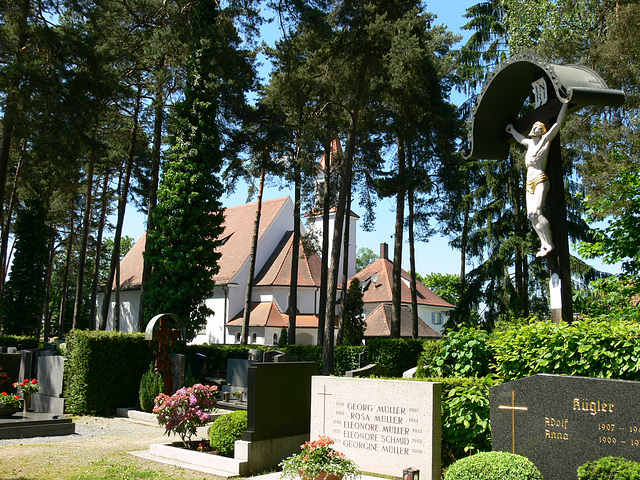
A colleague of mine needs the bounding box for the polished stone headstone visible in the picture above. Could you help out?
[0,353,21,395]
[491,374,640,480]
[31,355,66,414]
[311,376,441,480]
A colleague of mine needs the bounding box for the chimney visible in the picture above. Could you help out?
[380,243,388,260]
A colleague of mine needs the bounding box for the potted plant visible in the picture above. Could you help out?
[153,383,218,448]
[13,378,39,412]
[280,435,360,480]
[0,391,21,416]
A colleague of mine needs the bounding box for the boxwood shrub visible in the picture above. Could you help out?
[577,456,640,480]
[64,330,152,415]
[209,410,248,457]
[444,451,543,480]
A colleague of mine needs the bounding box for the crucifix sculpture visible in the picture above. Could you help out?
[463,53,625,322]
[145,313,185,394]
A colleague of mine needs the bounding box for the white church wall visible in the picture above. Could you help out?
[97,290,140,333]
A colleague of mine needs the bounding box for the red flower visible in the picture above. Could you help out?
[1,392,7,396]
[24,379,29,383]
[31,379,37,384]
[14,396,19,399]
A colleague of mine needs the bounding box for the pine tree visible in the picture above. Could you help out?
[341,278,365,346]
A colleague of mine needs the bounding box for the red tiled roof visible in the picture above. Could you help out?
[254,231,322,287]
[112,196,291,290]
[364,304,441,338]
[352,258,455,308]
[227,302,338,328]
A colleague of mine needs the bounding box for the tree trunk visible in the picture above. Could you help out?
[337,185,352,344]
[317,143,332,347]
[72,145,96,329]
[288,153,301,345]
[408,188,418,339]
[42,231,56,342]
[99,88,142,330]
[58,196,76,338]
[139,57,166,330]
[89,172,111,330]
[241,164,266,345]
[391,136,405,338]
[0,141,25,302]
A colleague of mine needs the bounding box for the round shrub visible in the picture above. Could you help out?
[208,410,248,457]
[444,451,543,480]
[578,456,640,480]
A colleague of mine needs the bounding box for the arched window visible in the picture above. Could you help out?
[252,333,257,344]
[273,333,278,345]
[236,333,241,343]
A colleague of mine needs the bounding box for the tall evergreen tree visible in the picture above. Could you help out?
[143,0,241,340]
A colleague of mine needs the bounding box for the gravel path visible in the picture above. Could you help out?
[0,415,194,446]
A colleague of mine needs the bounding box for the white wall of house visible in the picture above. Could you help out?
[307,212,357,281]
[97,290,140,333]
[417,305,449,335]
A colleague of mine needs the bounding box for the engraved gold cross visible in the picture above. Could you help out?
[498,389,529,453]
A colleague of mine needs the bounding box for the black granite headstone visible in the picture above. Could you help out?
[0,353,21,395]
[491,374,640,480]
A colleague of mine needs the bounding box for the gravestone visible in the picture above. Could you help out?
[185,353,207,383]
[491,374,640,480]
[273,353,298,363]
[263,350,284,362]
[222,359,254,398]
[31,355,66,415]
[170,353,185,393]
[311,376,441,480]
[346,363,388,378]
[0,352,21,395]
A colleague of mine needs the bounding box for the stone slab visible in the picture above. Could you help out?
[491,374,640,480]
[0,411,75,439]
[37,355,65,397]
[148,442,249,476]
[0,353,21,395]
[311,376,441,480]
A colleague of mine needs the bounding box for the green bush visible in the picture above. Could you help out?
[0,335,42,349]
[435,328,491,378]
[139,365,164,413]
[208,410,248,456]
[578,456,640,480]
[491,319,640,382]
[368,338,423,377]
[415,340,443,378]
[417,376,492,466]
[444,451,543,480]
[64,330,153,415]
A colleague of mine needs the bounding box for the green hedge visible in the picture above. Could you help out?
[367,338,423,377]
[416,376,492,467]
[64,330,153,415]
[0,335,42,349]
[578,456,640,480]
[491,320,640,382]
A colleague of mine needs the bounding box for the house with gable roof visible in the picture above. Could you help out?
[98,141,452,344]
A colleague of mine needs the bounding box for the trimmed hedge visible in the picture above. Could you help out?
[0,335,42,349]
[368,338,423,377]
[208,410,248,456]
[444,451,543,480]
[64,330,153,415]
[491,320,640,382]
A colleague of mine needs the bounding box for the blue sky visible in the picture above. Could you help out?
[120,0,622,278]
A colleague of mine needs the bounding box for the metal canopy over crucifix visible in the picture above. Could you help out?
[463,53,625,322]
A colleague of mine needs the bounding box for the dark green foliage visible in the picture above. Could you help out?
[65,330,153,415]
[0,335,42,349]
[368,338,423,378]
[278,327,288,347]
[492,319,640,382]
[182,344,255,374]
[418,376,492,466]
[342,278,365,346]
[143,0,231,341]
[435,328,491,378]
[415,340,443,378]
[139,365,164,413]
[578,456,640,480]
[1,196,50,336]
[208,410,248,457]
[444,451,543,480]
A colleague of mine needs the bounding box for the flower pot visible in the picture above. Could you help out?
[0,406,20,417]
[299,471,343,480]
[23,394,31,413]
